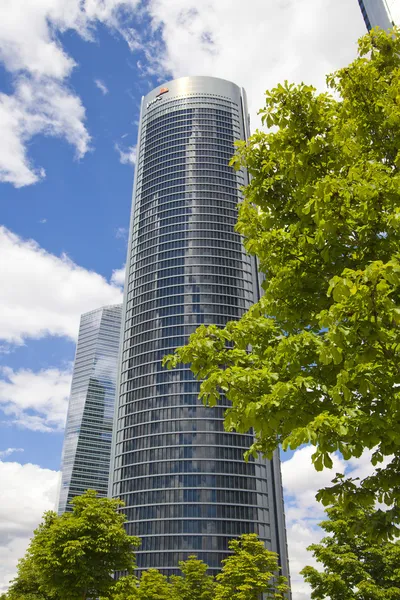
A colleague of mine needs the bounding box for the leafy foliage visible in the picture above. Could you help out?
[214,534,288,600]
[170,556,215,600]
[137,569,172,600]
[164,28,400,536]
[9,490,139,600]
[301,502,400,599]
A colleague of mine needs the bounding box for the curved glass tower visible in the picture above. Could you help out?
[110,76,289,577]
[58,304,122,514]
[357,0,392,29]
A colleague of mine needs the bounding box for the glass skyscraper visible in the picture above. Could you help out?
[109,76,289,578]
[357,0,393,29]
[58,304,122,514]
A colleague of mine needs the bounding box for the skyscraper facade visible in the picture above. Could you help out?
[357,0,393,29]
[58,304,122,514]
[109,76,289,578]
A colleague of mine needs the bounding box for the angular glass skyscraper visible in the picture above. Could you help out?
[58,304,122,514]
[109,76,289,578]
[357,0,392,29]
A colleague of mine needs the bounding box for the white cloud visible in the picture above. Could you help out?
[0,448,24,459]
[111,265,126,287]
[0,459,59,593]
[0,0,141,187]
[0,77,91,187]
[0,0,367,186]
[0,226,123,344]
[0,367,72,432]
[115,226,128,240]
[115,143,137,165]
[94,78,109,95]
[145,0,366,127]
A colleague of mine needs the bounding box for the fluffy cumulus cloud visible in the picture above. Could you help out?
[145,0,367,126]
[0,0,368,186]
[281,447,392,600]
[111,265,126,287]
[115,143,138,165]
[0,226,123,344]
[0,367,72,432]
[0,459,59,592]
[0,0,141,187]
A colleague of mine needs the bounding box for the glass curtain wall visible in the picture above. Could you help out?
[58,304,122,514]
[110,77,289,578]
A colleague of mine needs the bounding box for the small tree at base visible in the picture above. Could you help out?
[170,555,215,600]
[137,569,172,600]
[214,534,288,600]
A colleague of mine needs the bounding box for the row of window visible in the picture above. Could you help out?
[135,190,241,212]
[136,173,240,198]
[143,108,239,133]
[142,120,239,143]
[129,285,252,308]
[118,366,199,388]
[137,179,238,201]
[143,109,239,138]
[136,202,239,222]
[138,169,239,194]
[142,111,240,134]
[141,126,238,153]
[122,315,233,338]
[117,394,228,415]
[118,488,265,508]
[134,550,231,571]
[143,111,240,130]
[137,150,241,174]
[134,214,239,237]
[144,95,238,115]
[126,534,266,552]
[116,459,258,481]
[135,208,239,232]
[114,444,251,465]
[126,298,248,323]
[132,254,252,280]
[141,133,236,158]
[138,156,240,180]
[128,273,252,296]
[115,432,254,452]
[119,381,202,399]
[139,159,241,182]
[131,239,245,264]
[134,222,240,247]
[124,305,245,328]
[126,518,268,538]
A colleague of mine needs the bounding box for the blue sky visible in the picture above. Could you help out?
[0,0,380,598]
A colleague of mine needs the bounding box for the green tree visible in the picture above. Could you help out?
[164,27,400,536]
[214,534,288,600]
[170,555,215,600]
[8,553,52,600]
[302,502,400,599]
[107,575,138,600]
[11,490,139,600]
[137,569,172,600]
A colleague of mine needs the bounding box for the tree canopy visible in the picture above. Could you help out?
[301,501,400,600]
[214,534,288,600]
[8,490,139,600]
[170,556,215,600]
[164,27,400,537]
